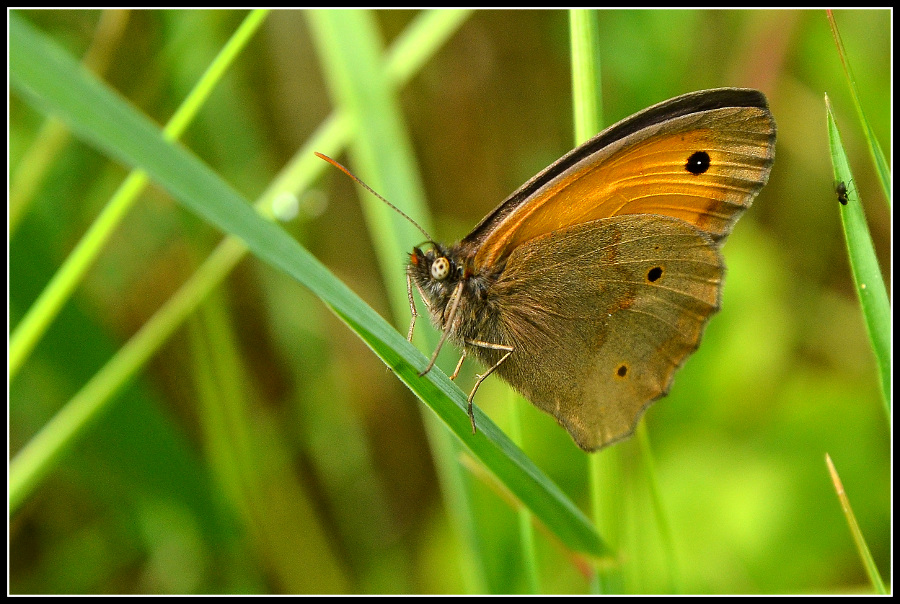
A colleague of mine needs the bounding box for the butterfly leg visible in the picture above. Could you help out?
[450,350,467,380]
[463,340,514,434]
[420,281,464,376]
[407,272,435,341]
[406,272,418,342]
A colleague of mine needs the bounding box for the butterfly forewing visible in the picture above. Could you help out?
[469,97,775,271]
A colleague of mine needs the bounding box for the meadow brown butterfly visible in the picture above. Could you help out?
[323,88,776,451]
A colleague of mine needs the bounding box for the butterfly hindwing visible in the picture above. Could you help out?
[466,214,723,450]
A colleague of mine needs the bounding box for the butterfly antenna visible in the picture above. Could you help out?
[315,152,433,241]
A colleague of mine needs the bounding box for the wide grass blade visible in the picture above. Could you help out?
[305,9,488,593]
[9,12,607,559]
[9,9,270,379]
[7,7,470,517]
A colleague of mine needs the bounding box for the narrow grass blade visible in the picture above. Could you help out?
[9,12,608,559]
[7,8,469,517]
[10,10,131,233]
[305,9,488,593]
[825,454,887,594]
[190,296,351,593]
[570,9,603,144]
[826,10,890,205]
[825,95,891,415]
[9,9,270,379]
[570,9,629,594]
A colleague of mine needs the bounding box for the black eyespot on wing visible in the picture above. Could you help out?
[647,266,663,283]
[616,364,628,378]
[685,151,711,175]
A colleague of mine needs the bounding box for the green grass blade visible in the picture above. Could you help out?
[9,11,608,559]
[636,423,679,592]
[570,9,603,143]
[383,9,473,87]
[7,8,469,518]
[826,10,891,205]
[10,9,130,233]
[9,9,270,379]
[507,389,541,593]
[305,9,488,593]
[825,454,887,594]
[190,295,351,593]
[825,94,890,415]
[570,9,627,594]
[306,8,606,563]
[305,9,431,318]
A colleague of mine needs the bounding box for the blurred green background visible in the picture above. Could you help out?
[9,9,890,594]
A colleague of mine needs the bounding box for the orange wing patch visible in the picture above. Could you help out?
[473,107,775,269]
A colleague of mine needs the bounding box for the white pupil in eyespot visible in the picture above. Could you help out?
[431,257,450,280]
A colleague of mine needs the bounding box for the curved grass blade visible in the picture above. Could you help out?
[825,94,890,415]
[9,9,270,380]
[826,10,890,205]
[7,8,470,517]
[305,9,497,594]
[10,9,130,233]
[305,8,606,562]
[9,12,608,559]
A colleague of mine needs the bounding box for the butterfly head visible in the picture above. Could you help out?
[410,242,462,285]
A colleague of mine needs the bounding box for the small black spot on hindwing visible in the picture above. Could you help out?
[647,266,663,283]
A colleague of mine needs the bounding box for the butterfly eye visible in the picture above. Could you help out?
[431,257,450,280]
